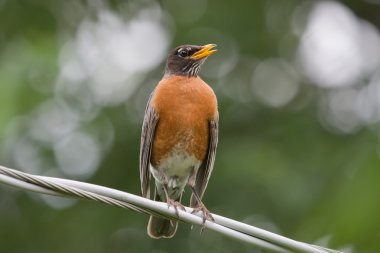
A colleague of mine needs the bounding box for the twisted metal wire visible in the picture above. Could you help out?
[0,165,144,212]
[0,165,343,253]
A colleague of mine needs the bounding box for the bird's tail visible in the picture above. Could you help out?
[147,190,181,239]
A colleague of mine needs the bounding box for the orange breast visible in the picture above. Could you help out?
[150,76,218,166]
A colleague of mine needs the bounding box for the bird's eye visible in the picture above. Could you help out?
[178,50,188,57]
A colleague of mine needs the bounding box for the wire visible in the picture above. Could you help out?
[0,165,343,253]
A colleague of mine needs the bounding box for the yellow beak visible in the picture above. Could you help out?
[190,44,217,60]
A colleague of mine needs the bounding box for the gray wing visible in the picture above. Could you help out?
[190,115,219,207]
[139,92,159,199]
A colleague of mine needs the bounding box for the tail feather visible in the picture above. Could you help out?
[147,190,181,239]
[147,216,177,239]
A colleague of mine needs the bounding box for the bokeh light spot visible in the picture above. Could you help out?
[252,59,299,107]
[54,131,101,179]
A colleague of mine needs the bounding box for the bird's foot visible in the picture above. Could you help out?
[167,199,186,218]
[191,203,214,234]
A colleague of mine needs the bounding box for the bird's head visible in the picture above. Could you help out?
[165,44,217,77]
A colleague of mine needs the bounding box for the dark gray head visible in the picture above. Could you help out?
[165,44,217,77]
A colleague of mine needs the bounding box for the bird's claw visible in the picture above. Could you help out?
[191,204,214,234]
[167,199,186,217]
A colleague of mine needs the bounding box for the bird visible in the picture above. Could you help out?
[139,44,219,239]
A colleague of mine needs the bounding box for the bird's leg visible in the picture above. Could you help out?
[189,186,214,223]
[160,174,185,219]
[188,167,214,233]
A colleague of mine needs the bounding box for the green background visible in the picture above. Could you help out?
[1,0,380,252]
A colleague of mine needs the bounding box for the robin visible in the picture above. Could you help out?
[139,44,219,239]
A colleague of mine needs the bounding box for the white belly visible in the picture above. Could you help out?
[150,148,201,192]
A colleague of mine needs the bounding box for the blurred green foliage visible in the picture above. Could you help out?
[1,0,380,253]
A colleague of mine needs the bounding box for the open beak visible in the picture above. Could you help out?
[190,44,217,60]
